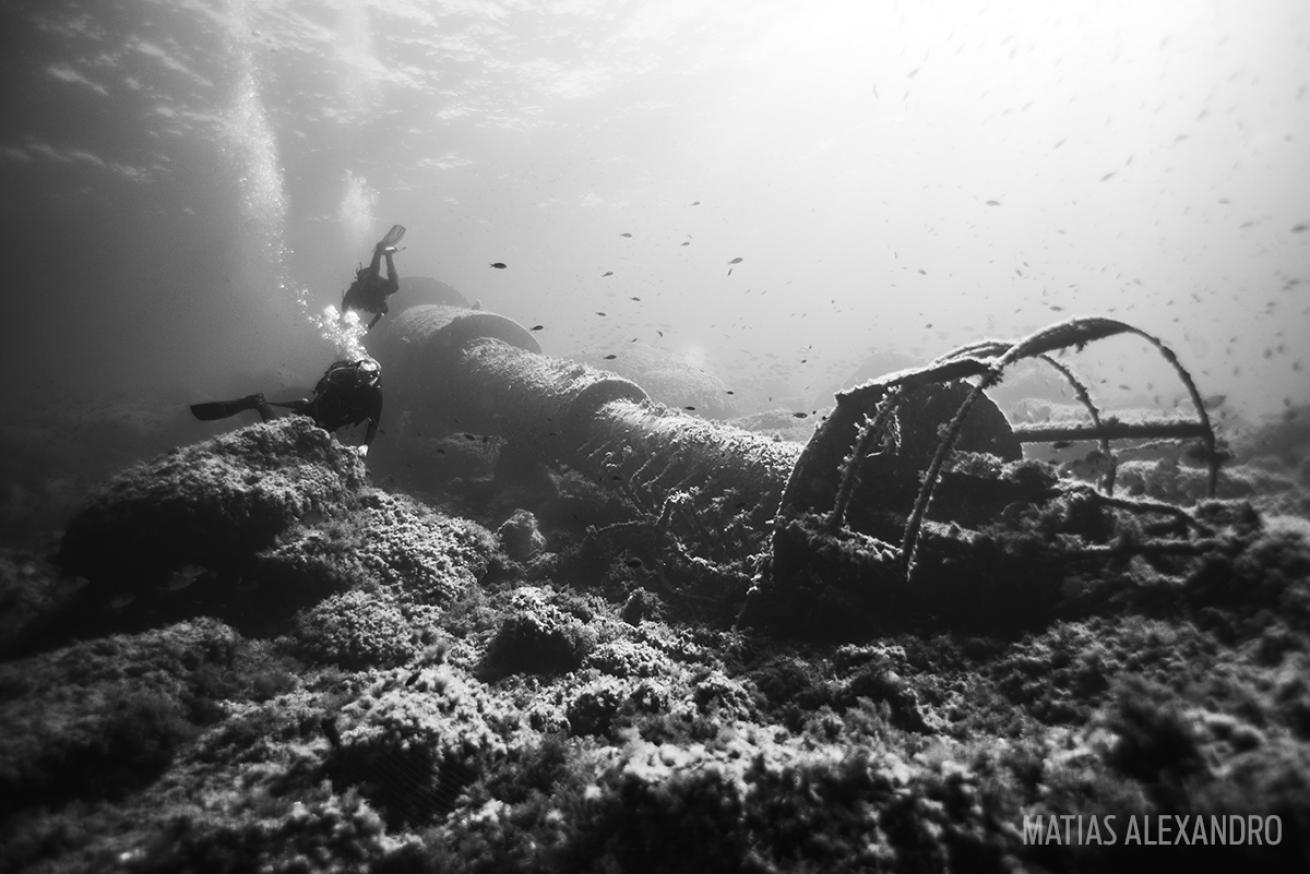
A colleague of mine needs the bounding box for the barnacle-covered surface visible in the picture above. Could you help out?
[58,417,367,586]
[2,379,1309,872]
[258,489,497,608]
[582,398,802,556]
[455,339,649,453]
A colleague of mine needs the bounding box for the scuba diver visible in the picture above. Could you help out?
[341,224,406,330]
[189,356,384,456]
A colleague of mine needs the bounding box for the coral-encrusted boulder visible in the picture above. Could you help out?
[478,586,596,679]
[292,589,422,669]
[58,418,365,584]
[0,618,242,818]
[256,489,497,605]
[496,508,546,562]
[323,668,521,828]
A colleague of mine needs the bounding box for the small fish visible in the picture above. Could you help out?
[725,390,735,395]
[603,354,617,360]
[630,296,641,301]
[985,200,1001,206]
[405,670,422,687]
[489,262,507,269]
[107,593,136,611]
[691,200,700,206]
[1051,440,1073,449]
[728,257,743,264]
[620,232,633,238]
[684,406,696,411]
[602,271,614,277]
[680,241,690,247]
[1292,223,1308,233]
[624,557,644,568]
[463,433,477,440]
[596,311,607,316]
[792,411,809,419]
[531,324,544,331]
[162,564,205,592]
[1202,393,1226,409]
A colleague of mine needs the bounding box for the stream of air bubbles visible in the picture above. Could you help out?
[223,0,368,365]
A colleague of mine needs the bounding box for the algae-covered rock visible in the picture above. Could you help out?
[0,550,89,658]
[0,618,241,818]
[479,586,597,679]
[584,638,671,678]
[58,417,366,585]
[292,589,422,669]
[496,508,547,562]
[257,489,497,606]
[323,668,520,829]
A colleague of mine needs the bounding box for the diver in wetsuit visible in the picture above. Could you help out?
[190,357,384,456]
[341,224,405,330]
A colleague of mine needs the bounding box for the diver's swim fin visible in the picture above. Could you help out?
[379,224,406,248]
[189,394,267,421]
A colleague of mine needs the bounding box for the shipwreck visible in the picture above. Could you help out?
[368,304,1237,638]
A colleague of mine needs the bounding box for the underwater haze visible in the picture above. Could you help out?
[1,0,1308,419]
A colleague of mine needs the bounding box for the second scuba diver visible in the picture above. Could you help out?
[341,224,406,330]
[190,356,384,457]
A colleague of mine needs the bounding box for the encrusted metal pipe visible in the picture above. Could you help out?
[371,305,646,457]
[369,307,798,532]
[372,305,1228,638]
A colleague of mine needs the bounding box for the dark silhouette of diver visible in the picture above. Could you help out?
[190,357,383,457]
[341,224,406,330]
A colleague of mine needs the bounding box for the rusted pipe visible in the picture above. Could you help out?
[1010,420,1211,443]
[580,398,802,536]
[370,305,647,458]
[369,307,799,542]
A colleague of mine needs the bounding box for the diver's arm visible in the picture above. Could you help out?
[362,390,383,447]
[382,251,398,293]
[270,398,311,416]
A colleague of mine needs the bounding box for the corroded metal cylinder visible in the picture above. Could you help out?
[455,338,650,458]
[370,304,801,554]
[369,304,542,391]
[581,398,802,535]
[369,304,648,461]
